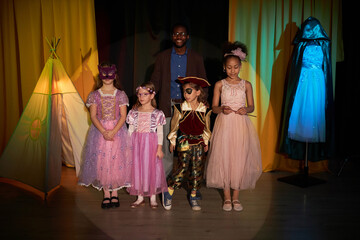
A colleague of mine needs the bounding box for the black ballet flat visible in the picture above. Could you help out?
[101,197,112,209]
[110,196,120,208]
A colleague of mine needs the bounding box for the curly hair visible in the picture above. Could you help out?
[222,41,248,64]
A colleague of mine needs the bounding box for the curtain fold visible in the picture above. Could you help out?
[229,0,343,172]
[0,0,98,154]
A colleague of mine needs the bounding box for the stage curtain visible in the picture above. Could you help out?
[228,0,343,172]
[94,0,229,106]
[0,0,98,154]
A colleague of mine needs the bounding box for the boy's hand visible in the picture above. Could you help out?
[169,144,175,153]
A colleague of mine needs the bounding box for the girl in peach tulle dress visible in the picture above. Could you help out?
[206,42,262,212]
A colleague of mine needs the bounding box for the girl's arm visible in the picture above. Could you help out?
[89,104,108,138]
[211,81,222,114]
[106,105,127,139]
[156,125,164,159]
[212,81,232,114]
[126,109,135,136]
[236,81,254,115]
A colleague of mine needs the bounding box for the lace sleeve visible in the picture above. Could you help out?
[126,109,135,125]
[118,90,129,107]
[156,110,166,126]
[85,91,97,108]
[156,125,163,145]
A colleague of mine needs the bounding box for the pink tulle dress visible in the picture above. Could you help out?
[206,79,262,190]
[126,109,168,196]
[78,89,132,191]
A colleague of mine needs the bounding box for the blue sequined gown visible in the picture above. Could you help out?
[288,45,326,142]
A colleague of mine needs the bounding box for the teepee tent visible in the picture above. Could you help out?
[0,38,90,194]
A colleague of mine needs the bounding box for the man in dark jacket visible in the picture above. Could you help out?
[151,23,207,177]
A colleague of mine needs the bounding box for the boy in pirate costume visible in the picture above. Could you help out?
[162,76,212,211]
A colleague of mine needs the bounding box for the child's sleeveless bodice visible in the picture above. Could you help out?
[221,79,246,111]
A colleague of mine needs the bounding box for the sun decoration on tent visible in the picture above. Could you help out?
[30,118,41,140]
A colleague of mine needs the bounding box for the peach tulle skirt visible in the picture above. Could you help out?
[205,113,262,190]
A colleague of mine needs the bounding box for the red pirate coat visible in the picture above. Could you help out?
[168,101,212,148]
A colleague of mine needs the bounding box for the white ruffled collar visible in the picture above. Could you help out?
[181,101,206,112]
[98,88,117,97]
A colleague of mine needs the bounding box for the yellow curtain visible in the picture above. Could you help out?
[0,0,98,154]
[228,0,343,172]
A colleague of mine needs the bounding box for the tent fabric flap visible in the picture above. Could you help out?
[0,58,90,193]
[0,61,53,192]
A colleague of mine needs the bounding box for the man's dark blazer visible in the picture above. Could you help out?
[151,48,207,117]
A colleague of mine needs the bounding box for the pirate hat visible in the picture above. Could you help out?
[177,76,211,88]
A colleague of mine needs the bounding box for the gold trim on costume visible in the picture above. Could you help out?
[167,101,212,146]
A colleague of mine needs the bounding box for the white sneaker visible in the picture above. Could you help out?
[190,199,201,211]
[162,192,172,210]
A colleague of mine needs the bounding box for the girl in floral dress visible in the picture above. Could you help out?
[126,82,168,209]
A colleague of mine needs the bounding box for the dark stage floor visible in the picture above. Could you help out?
[0,160,359,240]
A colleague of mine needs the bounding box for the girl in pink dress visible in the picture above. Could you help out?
[78,63,132,209]
[126,82,168,209]
[206,42,262,211]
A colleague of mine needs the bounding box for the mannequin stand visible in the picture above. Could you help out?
[278,142,326,188]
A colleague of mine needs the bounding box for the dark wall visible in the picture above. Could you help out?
[334,1,360,160]
[94,0,229,104]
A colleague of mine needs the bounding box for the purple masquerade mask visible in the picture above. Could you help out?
[98,64,117,80]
